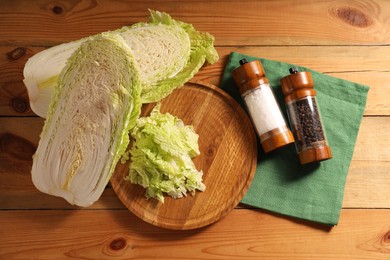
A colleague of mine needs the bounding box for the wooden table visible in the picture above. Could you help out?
[1,1,390,259]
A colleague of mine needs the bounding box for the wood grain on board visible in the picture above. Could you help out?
[1,209,390,259]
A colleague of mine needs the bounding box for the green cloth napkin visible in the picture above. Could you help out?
[221,52,369,225]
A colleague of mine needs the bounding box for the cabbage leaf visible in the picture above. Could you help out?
[126,105,205,203]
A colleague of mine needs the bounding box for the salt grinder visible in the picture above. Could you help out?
[232,59,294,153]
[280,68,332,164]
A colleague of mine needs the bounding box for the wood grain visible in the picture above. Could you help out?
[111,82,257,230]
[0,46,38,116]
[2,117,390,210]
[1,0,390,258]
[352,117,390,162]
[344,161,390,208]
[1,45,389,117]
[1,0,390,46]
[1,209,389,259]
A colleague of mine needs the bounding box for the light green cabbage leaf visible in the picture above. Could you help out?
[31,33,141,207]
[137,10,218,103]
[126,104,205,203]
[23,10,218,118]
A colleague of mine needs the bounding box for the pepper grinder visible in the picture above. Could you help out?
[280,67,332,164]
[232,58,294,153]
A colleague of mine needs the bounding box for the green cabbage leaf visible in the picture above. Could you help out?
[126,105,205,203]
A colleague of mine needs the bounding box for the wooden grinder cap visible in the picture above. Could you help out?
[232,59,269,95]
[280,68,316,102]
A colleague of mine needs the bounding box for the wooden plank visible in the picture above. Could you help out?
[0,209,389,259]
[1,45,389,117]
[0,46,41,116]
[343,117,390,208]
[352,117,390,162]
[344,161,390,208]
[328,71,390,116]
[1,0,390,46]
[203,47,390,116]
[215,46,390,75]
[1,116,390,210]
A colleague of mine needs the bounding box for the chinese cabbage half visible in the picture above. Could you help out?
[32,34,141,207]
[23,10,218,118]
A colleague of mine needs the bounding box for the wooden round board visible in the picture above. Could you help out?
[110,81,258,230]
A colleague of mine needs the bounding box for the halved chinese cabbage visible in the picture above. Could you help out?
[31,33,141,207]
[23,10,218,118]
